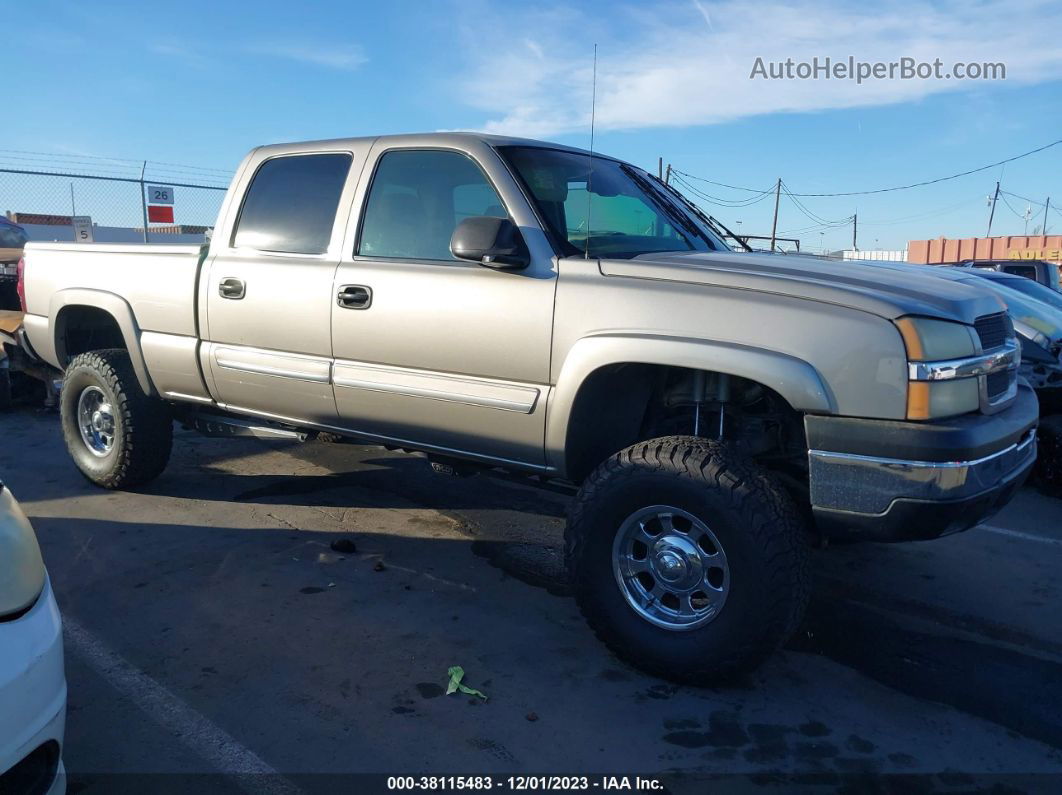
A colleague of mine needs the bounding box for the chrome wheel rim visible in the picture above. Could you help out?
[77,386,115,457]
[612,505,730,631]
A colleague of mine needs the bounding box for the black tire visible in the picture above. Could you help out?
[60,349,173,489]
[566,436,809,684]
[1035,414,1062,492]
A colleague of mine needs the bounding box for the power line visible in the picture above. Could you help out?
[0,148,234,176]
[670,173,775,208]
[781,181,852,227]
[670,171,773,194]
[675,137,1062,197]
[777,222,850,236]
[856,197,979,227]
[1000,189,1060,211]
[998,192,1030,221]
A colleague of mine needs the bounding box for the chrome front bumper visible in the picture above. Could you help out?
[805,384,1039,541]
[809,427,1036,517]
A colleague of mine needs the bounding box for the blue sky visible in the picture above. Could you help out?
[6,0,1062,250]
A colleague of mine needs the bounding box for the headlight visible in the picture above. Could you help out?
[0,484,46,618]
[905,379,981,420]
[894,317,981,420]
[894,316,978,361]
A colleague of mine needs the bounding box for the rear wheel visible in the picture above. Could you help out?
[566,436,809,683]
[60,349,173,488]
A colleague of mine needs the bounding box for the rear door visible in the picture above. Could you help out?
[329,141,556,467]
[203,149,356,424]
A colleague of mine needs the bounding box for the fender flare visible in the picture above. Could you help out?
[545,333,836,475]
[48,288,156,395]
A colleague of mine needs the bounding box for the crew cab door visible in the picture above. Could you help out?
[330,141,556,467]
[203,149,357,424]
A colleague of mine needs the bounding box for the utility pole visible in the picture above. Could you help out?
[985,181,1000,238]
[852,213,858,251]
[769,178,781,252]
[1044,197,1051,236]
[664,163,672,186]
[139,159,149,243]
[1023,204,1033,236]
[658,157,663,180]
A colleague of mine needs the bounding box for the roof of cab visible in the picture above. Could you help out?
[253,132,595,159]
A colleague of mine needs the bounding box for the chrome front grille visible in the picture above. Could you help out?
[986,369,1010,400]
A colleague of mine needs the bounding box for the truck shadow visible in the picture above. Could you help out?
[6,409,1062,758]
[33,508,1062,783]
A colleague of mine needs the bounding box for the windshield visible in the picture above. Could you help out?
[993,276,1062,313]
[986,284,1062,339]
[499,146,726,259]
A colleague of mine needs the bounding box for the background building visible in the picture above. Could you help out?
[908,234,1062,265]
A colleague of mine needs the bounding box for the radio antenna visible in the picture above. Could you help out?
[584,43,598,260]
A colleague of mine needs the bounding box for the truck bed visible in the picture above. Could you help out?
[21,242,203,339]
[20,242,207,401]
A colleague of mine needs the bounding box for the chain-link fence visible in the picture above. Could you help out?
[0,150,232,245]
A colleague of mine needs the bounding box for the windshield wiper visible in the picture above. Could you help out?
[647,174,754,253]
[619,165,716,248]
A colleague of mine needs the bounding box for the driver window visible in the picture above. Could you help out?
[358,150,507,261]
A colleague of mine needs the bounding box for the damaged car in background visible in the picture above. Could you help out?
[949,267,1062,486]
[957,269,1062,404]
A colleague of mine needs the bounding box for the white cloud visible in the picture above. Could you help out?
[245,43,367,70]
[150,41,210,68]
[456,0,1062,137]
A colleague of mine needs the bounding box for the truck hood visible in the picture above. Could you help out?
[600,251,1006,325]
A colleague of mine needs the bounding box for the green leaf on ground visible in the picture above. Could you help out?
[446,666,487,700]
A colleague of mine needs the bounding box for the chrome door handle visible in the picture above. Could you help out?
[219,278,246,299]
[337,285,372,309]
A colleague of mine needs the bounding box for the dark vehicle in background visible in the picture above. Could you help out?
[953,259,1061,292]
[1,219,31,409]
[950,268,1062,409]
[943,266,1062,486]
[0,218,28,311]
[0,217,28,261]
[964,269,1062,314]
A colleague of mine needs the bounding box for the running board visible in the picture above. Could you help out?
[184,412,303,441]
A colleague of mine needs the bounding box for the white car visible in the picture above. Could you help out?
[0,481,65,794]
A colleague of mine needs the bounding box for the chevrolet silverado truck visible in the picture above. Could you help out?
[17,134,1038,682]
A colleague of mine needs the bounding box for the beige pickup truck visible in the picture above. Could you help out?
[16,133,1038,681]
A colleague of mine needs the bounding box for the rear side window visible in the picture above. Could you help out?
[357,150,506,261]
[1004,265,1038,280]
[233,153,352,255]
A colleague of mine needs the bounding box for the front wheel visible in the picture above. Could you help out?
[60,349,173,489]
[565,436,809,684]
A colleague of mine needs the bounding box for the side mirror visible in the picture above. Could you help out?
[450,216,530,270]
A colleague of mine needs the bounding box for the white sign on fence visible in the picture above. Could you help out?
[71,216,94,243]
[146,185,175,205]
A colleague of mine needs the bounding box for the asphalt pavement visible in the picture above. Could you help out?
[2,407,1061,793]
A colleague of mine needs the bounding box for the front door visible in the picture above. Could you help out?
[330,145,555,467]
[205,151,354,425]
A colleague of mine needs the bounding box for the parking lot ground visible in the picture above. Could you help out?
[3,406,1062,792]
